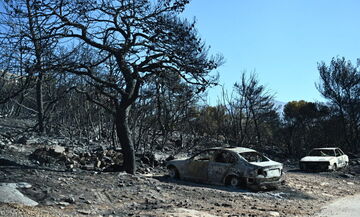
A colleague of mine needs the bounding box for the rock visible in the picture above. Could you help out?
[0,140,5,149]
[16,182,32,189]
[166,208,217,217]
[53,145,65,154]
[64,196,75,204]
[221,203,232,207]
[78,209,92,215]
[58,201,70,206]
[0,183,38,206]
[94,160,101,168]
[29,146,67,165]
[320,182,329,186]
[268,211,280,217]
[155,186,162,192]
[17,136,29,145]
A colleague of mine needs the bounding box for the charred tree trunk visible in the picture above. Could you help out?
[26,0,45,134]
[115,105,136,174]
[36,72,44,134]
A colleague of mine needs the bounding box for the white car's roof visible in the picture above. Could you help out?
[209,146,256,153]
[312,147,339,150]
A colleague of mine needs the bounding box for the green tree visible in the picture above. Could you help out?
[282,100,330,155]
[317,57,360,151]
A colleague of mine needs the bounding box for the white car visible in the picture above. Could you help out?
[299,147,349,171]
[166,147,284,190]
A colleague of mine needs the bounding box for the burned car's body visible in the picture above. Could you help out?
[299,147,349,171]
[166,147,283,189]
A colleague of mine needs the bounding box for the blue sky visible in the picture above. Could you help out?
[182,0,360,104]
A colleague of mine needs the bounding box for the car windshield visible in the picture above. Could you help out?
[239,151,269,162]
[308,149,335,157]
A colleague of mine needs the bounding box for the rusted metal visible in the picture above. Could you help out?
[166,147,284,190]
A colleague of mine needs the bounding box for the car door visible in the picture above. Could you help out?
[208,151,238,184]
[335,149,346,167]
[183,150,214,182]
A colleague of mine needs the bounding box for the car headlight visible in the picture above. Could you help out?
[256,168,267,177]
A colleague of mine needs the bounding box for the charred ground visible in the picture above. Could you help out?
[1,119,360,217]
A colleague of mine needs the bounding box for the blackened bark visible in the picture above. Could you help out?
[115,105,136,174]
[36,72,44,134]
[26,0,45,134]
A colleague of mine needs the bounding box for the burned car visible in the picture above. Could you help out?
[166,147,283,189]
[299,147,349,171]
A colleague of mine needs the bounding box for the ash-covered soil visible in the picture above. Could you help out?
[1,118,360,217]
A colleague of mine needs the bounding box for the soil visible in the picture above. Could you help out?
[1,119,360,217]
[315,193,360,217]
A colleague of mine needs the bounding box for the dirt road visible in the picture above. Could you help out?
[315,193,360,217]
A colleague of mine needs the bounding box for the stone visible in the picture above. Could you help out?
[320,182,329,186]
[64,196,75,204]
[78,209,92,215]
[17,136,29,145]
[0,183,38,206]
[52,145,65,154]
[16,182,32,189]
[58,201,70,206]
[268,211,280,217]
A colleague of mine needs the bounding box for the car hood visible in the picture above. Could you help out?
[249,160,282,169]
[300,156,335,162]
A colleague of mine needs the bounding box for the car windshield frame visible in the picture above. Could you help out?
[308,149,336,157]
[239,151,270,163]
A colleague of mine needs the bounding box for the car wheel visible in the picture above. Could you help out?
[168,166,179,179]
[332,163,337,171]
[267,185,279,190]
[226,176,240,188]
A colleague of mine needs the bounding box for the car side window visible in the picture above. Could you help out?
[338,149,345,155]
[193,150,214,161]
[214,151,237,164]
[335,149,343,156]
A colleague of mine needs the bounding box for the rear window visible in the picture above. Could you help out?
[239,151,269,162]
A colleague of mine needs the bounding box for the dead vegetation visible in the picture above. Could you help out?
[2,127,360,216]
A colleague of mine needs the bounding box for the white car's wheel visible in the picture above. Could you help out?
[332,163,337,171]
[168,166,179,179]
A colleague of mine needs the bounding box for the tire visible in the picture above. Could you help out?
[168,166,179,179]
[226,176,240,188]
[267,184,279,191]
[332,163,337,171]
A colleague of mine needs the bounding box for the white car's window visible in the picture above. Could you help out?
[239,151,269,162]
[338,149,345,155]
[335,149,343,156]
[309,149,335,157]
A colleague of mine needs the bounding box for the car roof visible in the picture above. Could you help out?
[208,146,256,153]
[311,147,339,150]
